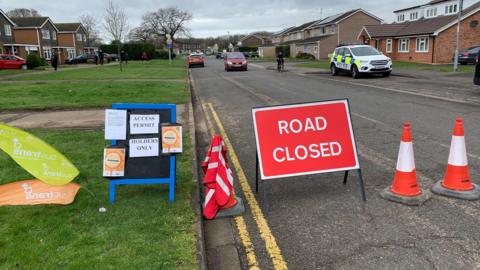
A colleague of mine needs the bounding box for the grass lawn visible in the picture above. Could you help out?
[0,81,188,110]
[0,69,35,76]
[0,59,189,110]
[0,129,197,269]
[393,61,475,73]
[294,60,331,69]
[7,60,187,81]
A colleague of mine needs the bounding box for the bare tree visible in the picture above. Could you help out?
[6,8,41,17]
[128,24,152,43]
[103,0,129,71]
[141,7,192,44]
[79,14,102,46]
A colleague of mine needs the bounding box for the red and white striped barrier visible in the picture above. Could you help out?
[202,135,237,219]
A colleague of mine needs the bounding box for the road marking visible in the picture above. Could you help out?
[202,103,260,270]
[220,74,280,105]
[206,102,288,270]
[296,73,478,106]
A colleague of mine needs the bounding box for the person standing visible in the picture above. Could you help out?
[51,51,58,71]
[99,50,104,65]
[475,56,480,86]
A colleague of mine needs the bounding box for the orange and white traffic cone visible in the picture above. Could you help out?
[380,122,431,205]
[432,118,480,200]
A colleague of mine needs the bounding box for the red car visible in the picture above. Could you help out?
[187,53,205,68]
[224,52,247,71]
[0,54,27,70]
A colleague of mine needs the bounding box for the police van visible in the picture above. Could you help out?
[330,45,392,78]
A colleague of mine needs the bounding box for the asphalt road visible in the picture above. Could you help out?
[192,57,480,270]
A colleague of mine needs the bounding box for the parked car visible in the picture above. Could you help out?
[187,53,205,68]
[224,52,247,71]
[475,55,480,85]
[66,54,94,64]
[0,54,27,70]
[104,53,119,62]
[457,46,480,65]
[330,45,392,78]
[242,51,259,58]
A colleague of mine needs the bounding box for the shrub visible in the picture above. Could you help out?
[26,53,41,69]
[100,43,156,60]
[155,49,170,59]
[275,45,290,58]
[296,52,316,60]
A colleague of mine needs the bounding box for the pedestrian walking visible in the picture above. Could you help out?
[94,52,99,65]
[51,51,58,71]
[120,50,128,65]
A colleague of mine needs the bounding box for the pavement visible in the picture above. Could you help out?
[0,105,185,129]
[191,57,480,269]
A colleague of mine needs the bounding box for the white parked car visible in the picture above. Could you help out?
[330,45,392,78]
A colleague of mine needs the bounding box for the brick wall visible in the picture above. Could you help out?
[58,33,74,47]
[434,11,480,63]
[338,11,381,45]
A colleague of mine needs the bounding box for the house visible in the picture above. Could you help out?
[238,34,272,47]
[56,23,90,62]
[0,9,15,55]
[272,9,382,59]
[358,1,480,64]
[9,17,59,61]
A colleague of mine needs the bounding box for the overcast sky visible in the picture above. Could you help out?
[1,0,476,40]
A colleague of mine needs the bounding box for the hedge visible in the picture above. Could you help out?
[275,45,290,58]
[99,43,156,60]
[238,46,258,52]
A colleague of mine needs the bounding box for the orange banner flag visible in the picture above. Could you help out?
[0,179,80,206]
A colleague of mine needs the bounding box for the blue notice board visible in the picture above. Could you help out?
[106,103,177,203]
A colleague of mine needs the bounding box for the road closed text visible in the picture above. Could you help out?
[253,100,360,179]
[273,117,342,162]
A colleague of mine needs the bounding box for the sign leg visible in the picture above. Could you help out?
[109,182,116,204]
[343,170,349,185]
[255,154,259,194]
[262,180,269,214]
[357,169,367,201]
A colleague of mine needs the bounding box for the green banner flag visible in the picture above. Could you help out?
[0,124,79,186]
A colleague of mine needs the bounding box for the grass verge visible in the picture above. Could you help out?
[0,81,188,110]
[294,60,330,69]
[0,129,197,269]
[393,61,475,73]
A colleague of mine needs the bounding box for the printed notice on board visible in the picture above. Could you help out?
[129,138,159,157]
[103,148,125,177]
[162,125,183,153]
[105,109,127,140]
[130,114,160,134]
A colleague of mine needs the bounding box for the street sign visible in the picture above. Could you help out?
[252,99,360,180]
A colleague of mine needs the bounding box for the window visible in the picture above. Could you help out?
[43,47,52,60]
[445,4,458,15]
[410,12,418,20]
[4,25,12,36]
[320,27,326,35]
[398,14,405,22]
[344,48,352,56]
[83,34,86,42]
[416,37,429,52]
[330,25,336,33]
[398,39,409,52]
[426,8,437,18]
[52,31,57,40]
[77,33,82,41]
[67,48,75,59]
[42,29,50,40]
[296,32,302,40]
[386,39,392,53]
[304,44,309,53]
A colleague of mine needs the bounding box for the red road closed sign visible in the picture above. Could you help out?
[252,99,360,179]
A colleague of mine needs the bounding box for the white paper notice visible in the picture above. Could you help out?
[129,138,159,157]
[105,109,127,140]
[130,114,160,134]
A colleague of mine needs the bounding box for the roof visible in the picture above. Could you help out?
[11,17,49,27]
[0,9,16,26]
[288,20,320,33]
[55,23,82,32]
[309,8,382,28]
[394,0,452,13]
[294,35,332,44]
[239,34,271,43]
[364,1,480,37]
[273,26,295,36]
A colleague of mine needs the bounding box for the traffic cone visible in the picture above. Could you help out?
[432,118,480,200]
[380,122,431,206]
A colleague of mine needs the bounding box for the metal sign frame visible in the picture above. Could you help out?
[107,103,177,203]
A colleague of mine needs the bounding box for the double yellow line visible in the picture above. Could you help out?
[203,102,288,270]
